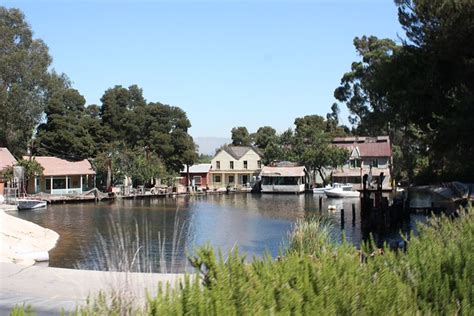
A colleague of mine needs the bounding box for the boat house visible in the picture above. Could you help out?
[25,157,96,195]
[332,136,392,189]
[260,163,308,193]
[179,163,212,189]
[210,146,263,189]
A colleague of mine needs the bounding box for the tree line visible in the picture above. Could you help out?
[2,0,472,188]
[228,106,350,185]
[335,0,474,183]
[0,7,197,188]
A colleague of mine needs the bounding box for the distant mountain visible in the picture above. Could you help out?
[194,137,231,155]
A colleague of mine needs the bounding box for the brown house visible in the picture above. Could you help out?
[24,156,96,195]
[332,136,393,189]
[180,164,212,189]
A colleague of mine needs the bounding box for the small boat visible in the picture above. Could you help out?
[17,199,47,210]
[313,185,332,194]
[325,186,360,198]
[313,183,353,194]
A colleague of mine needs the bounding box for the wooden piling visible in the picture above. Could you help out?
[352,204,356,226]
[341,209,345,229]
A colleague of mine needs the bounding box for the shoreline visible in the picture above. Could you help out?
[0,203,186,314]
[0,204,60,266]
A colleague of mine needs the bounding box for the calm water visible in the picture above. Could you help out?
[11,193,423,272]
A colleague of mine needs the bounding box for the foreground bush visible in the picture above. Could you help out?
[142,209,473,315]
[15,208,474,315]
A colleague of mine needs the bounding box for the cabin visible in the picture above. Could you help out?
[210,146,263,189]
[0,148,17,196]
[179,163,212,189]
[260,163,308,194]
[24,156,96,195]
[332,136,392,189]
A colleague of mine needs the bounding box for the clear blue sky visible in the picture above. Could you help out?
[7,0,403,138]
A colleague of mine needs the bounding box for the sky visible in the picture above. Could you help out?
[6,0,403,138]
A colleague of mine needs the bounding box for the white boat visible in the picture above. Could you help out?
[17,199,47,210]
[313,185,332,194]
[325,186,360,198]
[313,183,353,194]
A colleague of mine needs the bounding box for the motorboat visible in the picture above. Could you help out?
[17,199,47,210]
[313,183,353,194]
[325,186,360,198]
[313,185,332,194]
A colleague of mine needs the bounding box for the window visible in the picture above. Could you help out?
[229,175,235,183]
[214,175,221,183]
[46,179,51,190]
[243,161,248,169]
[193,176,202,185]
[230,161,234,169]
[216,161,220,170]
[257,160,262,168]
[370,159,378,168]
[350,159,362,168]
[53,178,66,189]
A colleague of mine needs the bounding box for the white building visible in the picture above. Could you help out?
[260,164,308,194]
[210,146,263,189]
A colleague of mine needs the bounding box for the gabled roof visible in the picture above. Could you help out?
[219,146,263,160]
[332,136,391,158]
[0,148,17,170]
[260,166,306,177]
[24,156,96,176]
[180,163,212,174]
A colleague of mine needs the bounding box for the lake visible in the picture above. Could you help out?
[12,193,424,272]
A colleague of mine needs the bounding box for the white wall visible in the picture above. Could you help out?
[211,149,262,171]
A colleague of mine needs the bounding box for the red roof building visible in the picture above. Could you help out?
[24,156,96,195]
[331,136,392,189]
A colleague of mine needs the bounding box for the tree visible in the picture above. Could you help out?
[252,126,277,149]
[231,127,251,146]
[0,7,55,157]
[35,88,97,159]
[14,159,44,194]
[335,0,474,182]
[293,115,349,185]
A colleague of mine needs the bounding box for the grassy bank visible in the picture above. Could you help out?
[14,208,474,315]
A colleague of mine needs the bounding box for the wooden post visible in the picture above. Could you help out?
[319,196,322,211]
[352,203,356,226]
[341,209,345,229]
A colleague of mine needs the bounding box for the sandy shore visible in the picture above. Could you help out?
[0,204,59,266]
[0,204,187,314]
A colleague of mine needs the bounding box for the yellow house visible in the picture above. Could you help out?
[210,146,263,189]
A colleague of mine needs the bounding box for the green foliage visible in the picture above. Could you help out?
[336,0,474,183]
[197,154,213,164]
[252,126,278,149]
[292,115,350,184]
[16,159,44,181]
[98,86,197,175]
[13,208,474,315]
[0,7,57,157]
[230,127,251,146]
[35,88,97,159]
[286,217,335,256]
[142,209,474,315]
[9,304,34,316]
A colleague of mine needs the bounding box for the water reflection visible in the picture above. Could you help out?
[12,193,422,272]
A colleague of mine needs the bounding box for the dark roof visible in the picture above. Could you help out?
[221,146,263,160]
[332,136,391,157]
